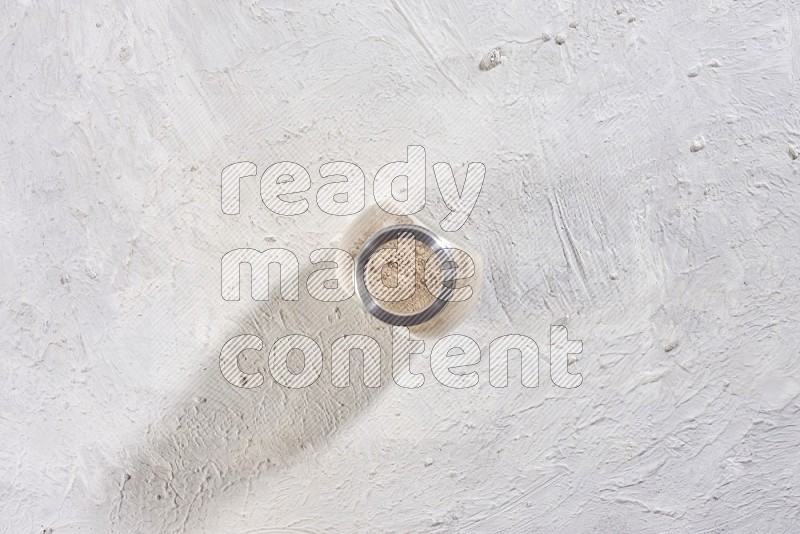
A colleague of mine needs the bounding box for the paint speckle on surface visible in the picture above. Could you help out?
[690,136,706,152]
[479,48,502,71]
[118,45,132,63]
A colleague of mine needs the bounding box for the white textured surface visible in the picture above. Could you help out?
[2,0,800,532]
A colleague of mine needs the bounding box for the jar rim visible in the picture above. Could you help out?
[354,224,455,326]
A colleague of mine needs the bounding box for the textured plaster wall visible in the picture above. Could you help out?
[1,0,800,532]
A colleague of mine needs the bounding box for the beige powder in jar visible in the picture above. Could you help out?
[364,238,445,315]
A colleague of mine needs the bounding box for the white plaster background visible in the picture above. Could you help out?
[2,0,800,532]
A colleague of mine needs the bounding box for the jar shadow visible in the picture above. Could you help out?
[106,265,396,532]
